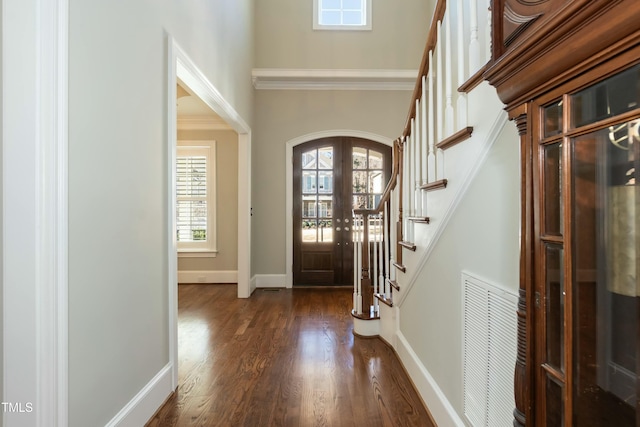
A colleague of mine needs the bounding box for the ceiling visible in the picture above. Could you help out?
[176,82,232,130]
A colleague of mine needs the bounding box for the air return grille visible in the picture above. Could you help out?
[463,272,517,427]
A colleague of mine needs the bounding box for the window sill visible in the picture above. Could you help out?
[178,250,218,259]
[312,24,372,31]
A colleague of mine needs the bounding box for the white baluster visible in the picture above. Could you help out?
[390,190,397,283]
[353,216,358,313]
[384,202,390,297]
[402,136,409,241]
[421,75,428,215]
[428,50,436,183]
[485,0,492,65]
[445,8,454,137]
[378,214,384,296]
[414,100,422,217]
[409,121,415,218]
[372,216,377,296]
[457,0,468,128]
[469,0,481,74]
[357,217,362,314]
[436,21,444,146]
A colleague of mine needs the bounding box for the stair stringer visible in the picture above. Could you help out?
[394,81,509,307]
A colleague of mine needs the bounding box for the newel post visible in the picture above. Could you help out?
[511,106,533,427]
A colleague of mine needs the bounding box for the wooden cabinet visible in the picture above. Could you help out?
[485,1,640,425]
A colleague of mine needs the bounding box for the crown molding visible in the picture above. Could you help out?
[177,115,233,130]
[252,68,418,91]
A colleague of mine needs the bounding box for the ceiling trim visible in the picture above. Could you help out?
[177,115,233,130]
[251,68,418,91]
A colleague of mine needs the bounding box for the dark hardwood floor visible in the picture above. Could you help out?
[146,285,435,427]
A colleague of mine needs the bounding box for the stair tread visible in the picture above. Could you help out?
[386,279,400,291]
[399,240,417,251]
[393,262,406,273]
[420,179,448,192]
[375,293,393,307]
[406,216,430,224]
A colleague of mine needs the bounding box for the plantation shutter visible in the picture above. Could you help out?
[176,150,208,243]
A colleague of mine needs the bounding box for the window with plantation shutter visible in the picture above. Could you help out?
[176,143,216,256]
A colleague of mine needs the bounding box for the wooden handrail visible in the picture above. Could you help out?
[402,0,447,139]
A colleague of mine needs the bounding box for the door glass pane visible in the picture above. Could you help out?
[302,149,317,169]
[544,100,563,137]
[302,171,317,193]
[368,150,383,169]
[545,243,564,371]
[318,171,333,193]
[571,64,640,128]
[544,143,563,235]
[369,171,384,193]
[571,118,639,426]
[353,147,367,169]
[353,195,367,209]
[318,219,333,243]
[302,195,317,217]
[302,219,318,242]
[546,375,564,427]
[353,171,367,194]
[318,147,333,169]
[317,195,333,218]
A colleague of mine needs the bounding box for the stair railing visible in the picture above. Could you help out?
[352,0,493,318]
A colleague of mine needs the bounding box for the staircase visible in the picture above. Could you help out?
[351,0,500,337]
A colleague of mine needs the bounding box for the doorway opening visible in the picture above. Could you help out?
[167,37,252,389]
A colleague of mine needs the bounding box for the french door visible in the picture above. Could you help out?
[532,62,640,425]
[292,137,391,286]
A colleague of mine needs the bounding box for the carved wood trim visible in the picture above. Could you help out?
[510,104,534,427]
[486,0,640,108]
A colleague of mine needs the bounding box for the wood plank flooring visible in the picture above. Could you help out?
[146,285,435,427]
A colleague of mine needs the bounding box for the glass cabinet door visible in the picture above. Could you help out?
[535,64,640,426]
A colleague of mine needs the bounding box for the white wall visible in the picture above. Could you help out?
[255,0,433,69]
[0,2,4,422]
[66,1,253,426]
[398,122,520,420]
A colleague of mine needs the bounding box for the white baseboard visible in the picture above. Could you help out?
[105,363,173,427]
[253,274,286,288]
[178,270,237,284]
[396,332,465,427]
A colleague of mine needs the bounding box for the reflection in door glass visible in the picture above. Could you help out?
[353,147,367,169]
[352,147,385,209]
[301,146,334,243]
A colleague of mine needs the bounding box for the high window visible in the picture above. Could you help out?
[176,143,217,256]
[313,0,371,30]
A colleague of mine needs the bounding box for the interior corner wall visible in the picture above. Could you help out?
[0,2,4,422]
[251,89,412,276]
[67,1,253,426]
[177,129,239,273]
[398,121,520,417]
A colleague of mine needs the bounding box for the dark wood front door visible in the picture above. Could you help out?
[293,137,391,286]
